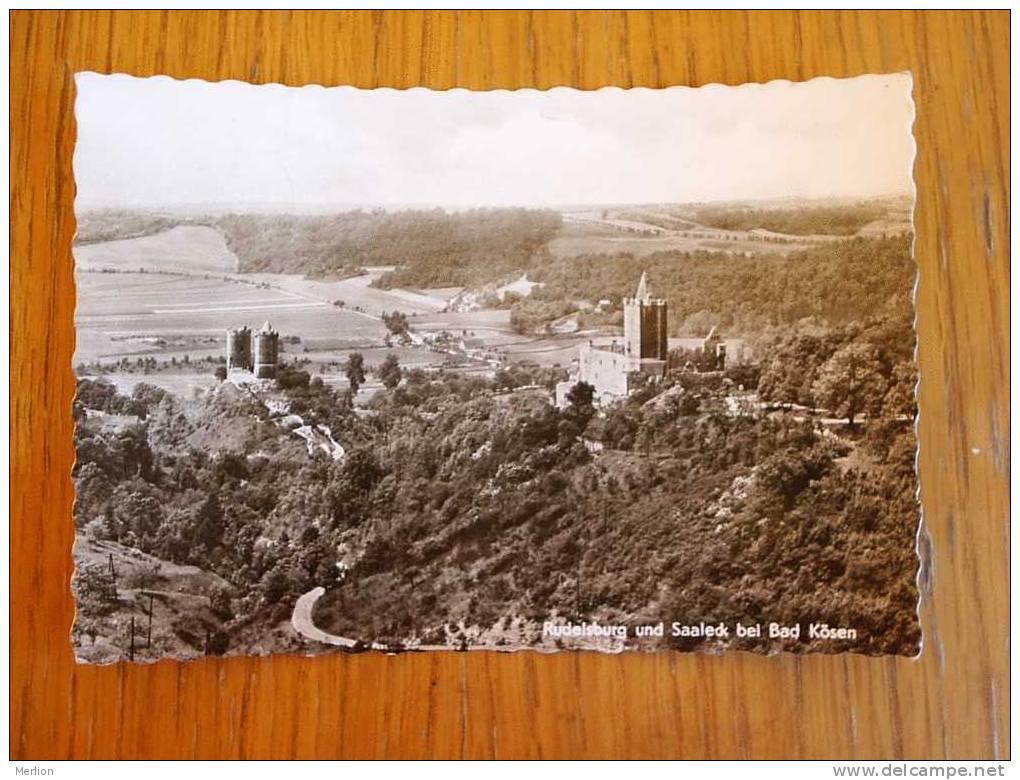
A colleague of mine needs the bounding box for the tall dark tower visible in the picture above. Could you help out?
[623,272,668,361]
[226,326,252,372]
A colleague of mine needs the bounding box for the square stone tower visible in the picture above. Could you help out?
[623,272,668,362]
[226,326,252,372]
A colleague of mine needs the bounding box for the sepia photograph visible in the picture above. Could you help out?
[70,72,920,662]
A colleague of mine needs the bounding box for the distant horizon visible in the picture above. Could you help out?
[74,73,916,211]
[76,190,914,216]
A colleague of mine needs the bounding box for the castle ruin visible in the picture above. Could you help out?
[226,321,279,379]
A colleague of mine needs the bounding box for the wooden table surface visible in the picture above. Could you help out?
[10,10,1010,760]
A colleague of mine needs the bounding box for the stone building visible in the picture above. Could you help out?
[253,321,280,379]
[669,329,752,369]
[556,272,669,407]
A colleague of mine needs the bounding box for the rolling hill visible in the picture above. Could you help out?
[73,225,240,274]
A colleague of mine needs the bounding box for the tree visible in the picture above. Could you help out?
[382,311,410,340]
[565,381,595,411]
[132,382,168,412]
[214,365,228,382]
[118,491,164,542]
[101,503,120,541]
[378,354,402,390]
[757,333,835,408]
[344,352,366,395]
[277,365,310,390]
[192,494,224,553]
[557,381,596,443]
[811,343,887,426]
[340,446,382,499]
[635,418,656,460]
[74,560,118,616]
[882,361,917,419]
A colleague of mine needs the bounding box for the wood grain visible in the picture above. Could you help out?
[10,10,1009,760]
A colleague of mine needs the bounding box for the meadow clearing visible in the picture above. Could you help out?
[72,229,579,400]
[74,224,239,273]
[550,214,828,258]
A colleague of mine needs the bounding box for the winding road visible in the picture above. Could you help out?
[290,587,626,654]
[290,587,444,652]
[291,587,378,649]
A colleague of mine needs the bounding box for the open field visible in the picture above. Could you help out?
[412,308,514,335]
[498,337,585,367]
[79,372,219,398]
[75,270,389,365]
[242,269,450,316]
[74,224,240,273]
[553,201,912,261]
[550,218,828,258]
[74,262,567,394]
[75,270,522,359]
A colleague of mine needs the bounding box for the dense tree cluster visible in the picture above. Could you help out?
[74,380,169,420]
[690,203,884,236]
[74,210,180,245]
[756,311,916,424]
[514,234,915,337]
[315,369,919,654]
[73,367,582,645]
[209,208,561,284]
[381,310,410,339]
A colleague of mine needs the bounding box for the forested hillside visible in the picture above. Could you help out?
[75,208,562,284]
[75,210,182,245]
[73,340,920,657]
[214,208,561,283]
[689,203,884,235]
[512,234,914,336]
[74,203,906,297]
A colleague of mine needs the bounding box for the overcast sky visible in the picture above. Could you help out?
[74,72,914,210]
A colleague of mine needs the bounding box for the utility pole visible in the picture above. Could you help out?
[108,553,117,593]
[575,553,582,615]
[147,592,154,648]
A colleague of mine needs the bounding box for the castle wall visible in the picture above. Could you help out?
[623,302,640,358]
[668,336,752,365]
[578,346,638,402]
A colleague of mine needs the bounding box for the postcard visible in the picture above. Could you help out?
[71,73,919,662]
